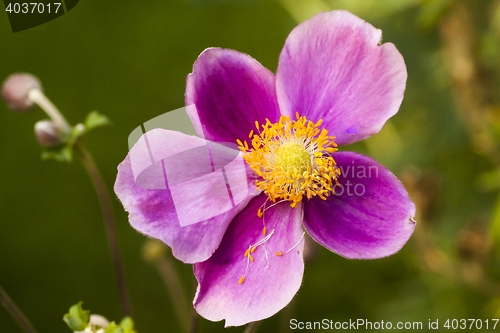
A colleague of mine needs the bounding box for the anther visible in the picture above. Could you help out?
[238,230,275,284]
[275,232,306,256]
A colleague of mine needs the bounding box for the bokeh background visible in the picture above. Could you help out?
[2,0,500,332]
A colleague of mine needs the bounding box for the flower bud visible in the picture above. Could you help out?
[142,239,167,263]
[2,73,42,112]
[34,120,62,147]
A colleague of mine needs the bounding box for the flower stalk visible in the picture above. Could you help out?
[243,321,261,333]
[142,241,190,332]
[0,284,38,333]
[27,88,71,136]
[75,143,132,318]
[2,74,133,318]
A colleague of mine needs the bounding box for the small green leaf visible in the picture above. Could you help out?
[105,322,123,333]
[120,317,137,333]
[69,123,87,144]
[42,145,73,162]
[123,327,137,333]
[85,111,111,131]
[119,317,133,329]
[63,302,90,331]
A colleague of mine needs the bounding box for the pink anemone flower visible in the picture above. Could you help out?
[114,10,416,327]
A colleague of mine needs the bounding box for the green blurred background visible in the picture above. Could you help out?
[2,0,500,332]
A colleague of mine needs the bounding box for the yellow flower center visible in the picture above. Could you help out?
[275,142,310,175]
[237,113,340,208]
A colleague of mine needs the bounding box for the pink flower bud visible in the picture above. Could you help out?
[2,73,42,112]
[34,120,62,147]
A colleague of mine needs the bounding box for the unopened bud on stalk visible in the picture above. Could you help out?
[142,239,167,263]
[1,73,42,112]
[34,119,62,147]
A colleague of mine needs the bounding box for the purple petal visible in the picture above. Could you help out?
[303,151,416,259]
[114,129,257,264]
[186,48,281,143]
[276,10,407,146]
[193,194,304,327]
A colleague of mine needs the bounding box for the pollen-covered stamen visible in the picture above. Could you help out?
[275,232,306,256]
[257,197,271,235]
[239,229,275,284]
[258,198,289,236]
[238,113,340,208]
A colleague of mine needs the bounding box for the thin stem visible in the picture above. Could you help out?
[244,321,261,333]
[74,143,132,318]
[28,89,71,135]
[151,249,190,332]
[0,285,38,333]
[189,276,199,333]
[188,304,199,333]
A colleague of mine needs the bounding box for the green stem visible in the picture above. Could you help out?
[189,306,199,333]
[189,276,199,333]
[244,321,261,333]
[75,143,132,318]
[150,248,190,332]
[0,285,38,333]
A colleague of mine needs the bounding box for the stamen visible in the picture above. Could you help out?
[261,245,269,268]
[258,197,271,235]
[239,114,339,208]
[275,232,306,256]
[252,230,275,247]
[239,244,253,284]
[261,199,287,214]
[238,230,275,284]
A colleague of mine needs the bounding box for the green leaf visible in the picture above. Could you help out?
[120,317,137,333]
[63,302,90,331]
[85,111,111,131]
[40,124,86,162]
[40,111,110,163]
[105,322,123,333]
[42,145,73,162]
[119,317,133,329]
